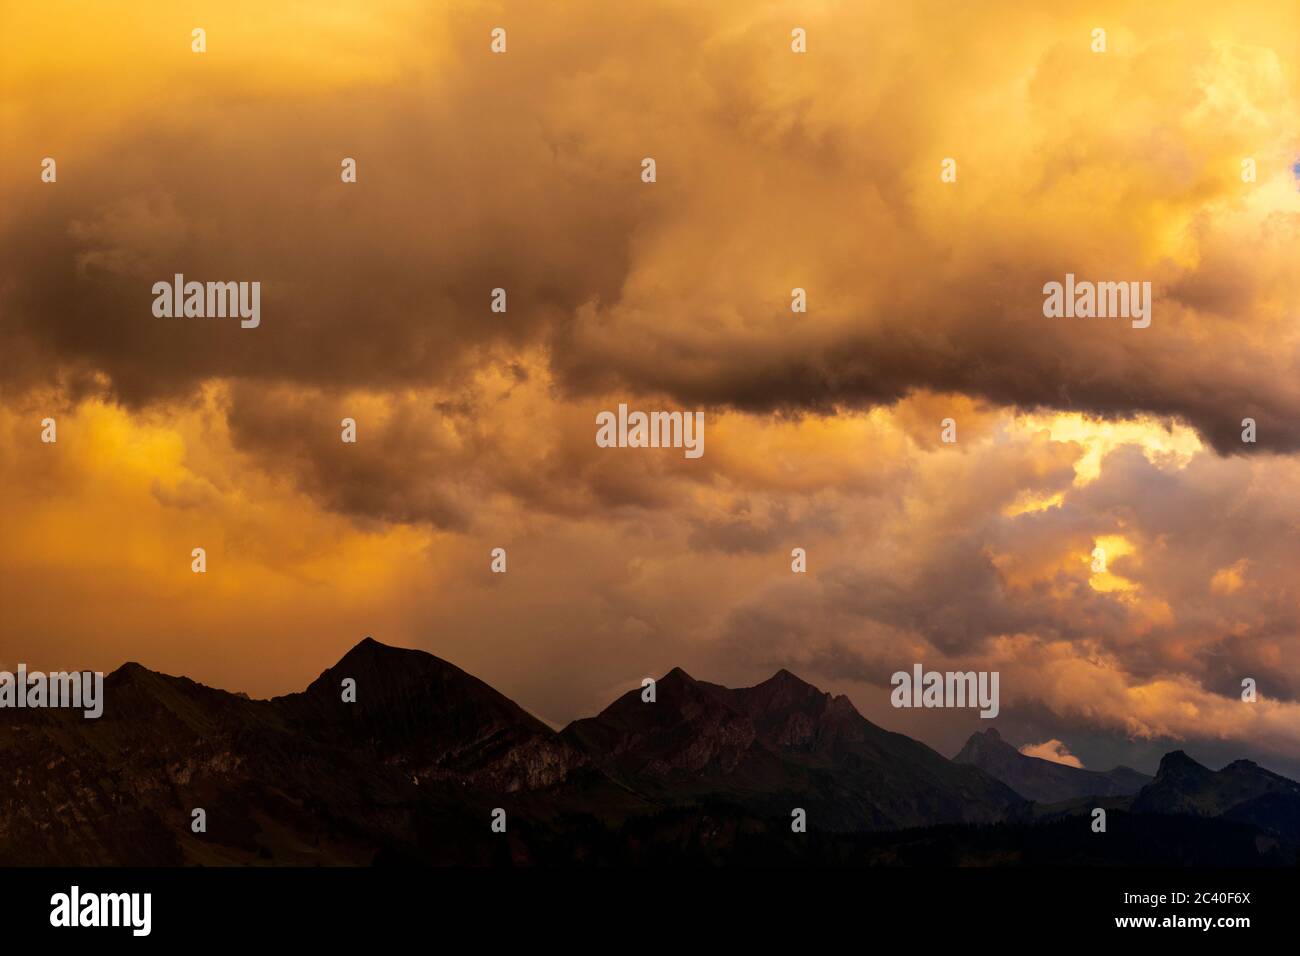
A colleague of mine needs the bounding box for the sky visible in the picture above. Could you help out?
[2,0,1299,778]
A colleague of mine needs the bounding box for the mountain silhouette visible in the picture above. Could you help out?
[0,640,630,865]
[954,728,1151,803]
[0,638,1294,865]
[563,666,1023,829]
[274,637,590,792]
[1132,750,1300,841]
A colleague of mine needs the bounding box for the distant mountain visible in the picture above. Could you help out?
[564,667,1026,830]
[1132,750,1300,841]
[0,638,1293,865]
[954,728,1151,803]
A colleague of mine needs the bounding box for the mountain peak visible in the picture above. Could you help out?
[765,667,816,689]
[955,729,1152,804]
[662,666,695,682]
[1135,749,1298,825]
[954,726,1014,763]
[320,637,454,684]
[338,635,399,660]
[107,660,151,680]
[563,666,762,784]
[741,667,825,701]
[274,636,585,792]
[716,668,831,726]
[1156,750,1208,776]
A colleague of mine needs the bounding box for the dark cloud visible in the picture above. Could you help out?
[4,0,1299,457]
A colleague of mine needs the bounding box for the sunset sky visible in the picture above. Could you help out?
[2,0,1299,778]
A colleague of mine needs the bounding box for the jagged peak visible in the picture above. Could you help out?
[958,726,1009,751]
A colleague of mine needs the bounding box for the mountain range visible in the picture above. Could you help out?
[955,727,1151,804]
[1,637,1295,866]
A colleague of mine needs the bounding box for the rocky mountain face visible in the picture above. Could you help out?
[1,638,1294,865]
[954,728,1151,804]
